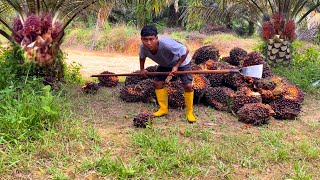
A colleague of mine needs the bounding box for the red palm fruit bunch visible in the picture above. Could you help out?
[12,13,63,66]
[120,85,143,102]
[125,70,148,86]
[137,79,156,103]
[192,74,210,103]
[81,82,100,94]
[204,87,235,111]
[98,71,119,87]
[133,112,154,128]
[231,87,262,113]
[283,20,296,41]
[12,17,24,43]
[237,103,275,126]
[192,45,220,65]
[261,13,296,41]
[165,81,185,108]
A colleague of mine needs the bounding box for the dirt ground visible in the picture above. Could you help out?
[64,48,157,78]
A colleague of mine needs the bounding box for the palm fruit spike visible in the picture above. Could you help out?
[192,74,210,103]
[231,87,262,113]
[124,70,148,86]
[242,52,273,78]
[204,87,235,111]
[98,71,119,87]
[269,98,302,120]
[81,82,99,94]
[120,85,143,102]
[237,103,275,125]
[205,61,234,87]
[133,112,154,128]
[165,81,185,108]
[192,45,220,65]
[229,47,247,66]
[137,79,156,103]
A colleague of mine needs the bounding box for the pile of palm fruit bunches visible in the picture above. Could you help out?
[84,45,304,127]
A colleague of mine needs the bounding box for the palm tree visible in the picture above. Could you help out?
[130,0,175,27]
[183,0,320,65]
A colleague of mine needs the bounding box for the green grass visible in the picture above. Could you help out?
[272,45,320,95]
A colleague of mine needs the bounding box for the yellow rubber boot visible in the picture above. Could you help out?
[154,88,168,117]
[185,91,196,123]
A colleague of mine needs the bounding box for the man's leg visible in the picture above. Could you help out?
[184,84,196,123]
[179,64,196,123]
[153,67,170,117]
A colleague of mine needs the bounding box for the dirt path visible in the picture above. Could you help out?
[64,48,157,78]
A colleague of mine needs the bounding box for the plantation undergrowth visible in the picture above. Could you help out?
[0,33,319,179]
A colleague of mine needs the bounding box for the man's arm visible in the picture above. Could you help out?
[140,57,146,70]
[140,57,148,76]
[170,48,189,76]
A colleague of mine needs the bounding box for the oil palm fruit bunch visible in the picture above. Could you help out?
[229,47,247,66]
[223,72,247,90]
[206,61,233,87]
[137,79,156,103]
[120,85,143,102]
[269,97,302,120]
[133,112,154,128]
[192,45,220,65]
[98,71,119,87]
[192,74,210,103]
[221,56,231,64]
[124,70,148,86]
[268,83,304,119]
[165,81,185,108]
[242,52,273,78]
[231,87,262,113]
[237,103,275,125]
[204,87,235,111]
[81,82,99,94]
[145,65,158,79]
[13,13,62,66]
[253,78,277,103]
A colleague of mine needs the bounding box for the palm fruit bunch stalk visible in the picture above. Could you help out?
[237,103,275,125]
[261,13,296,66]
[124,70,148,86]
[192,74,210,103]
[242,52,273,78]
[206,61,234,87]
[137,79,156,103]
[120,85,143,102]
[12,13,62,66]
[145,65,158,79]
[232,87,262,113]
[165,81,185,108]
[204,87,235,111]
[269,85,304,119]
[229,47,247,66]
[192,45,220,65]
[133,112,154,128]
[98,71,119,87]
[81,82,100,94]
